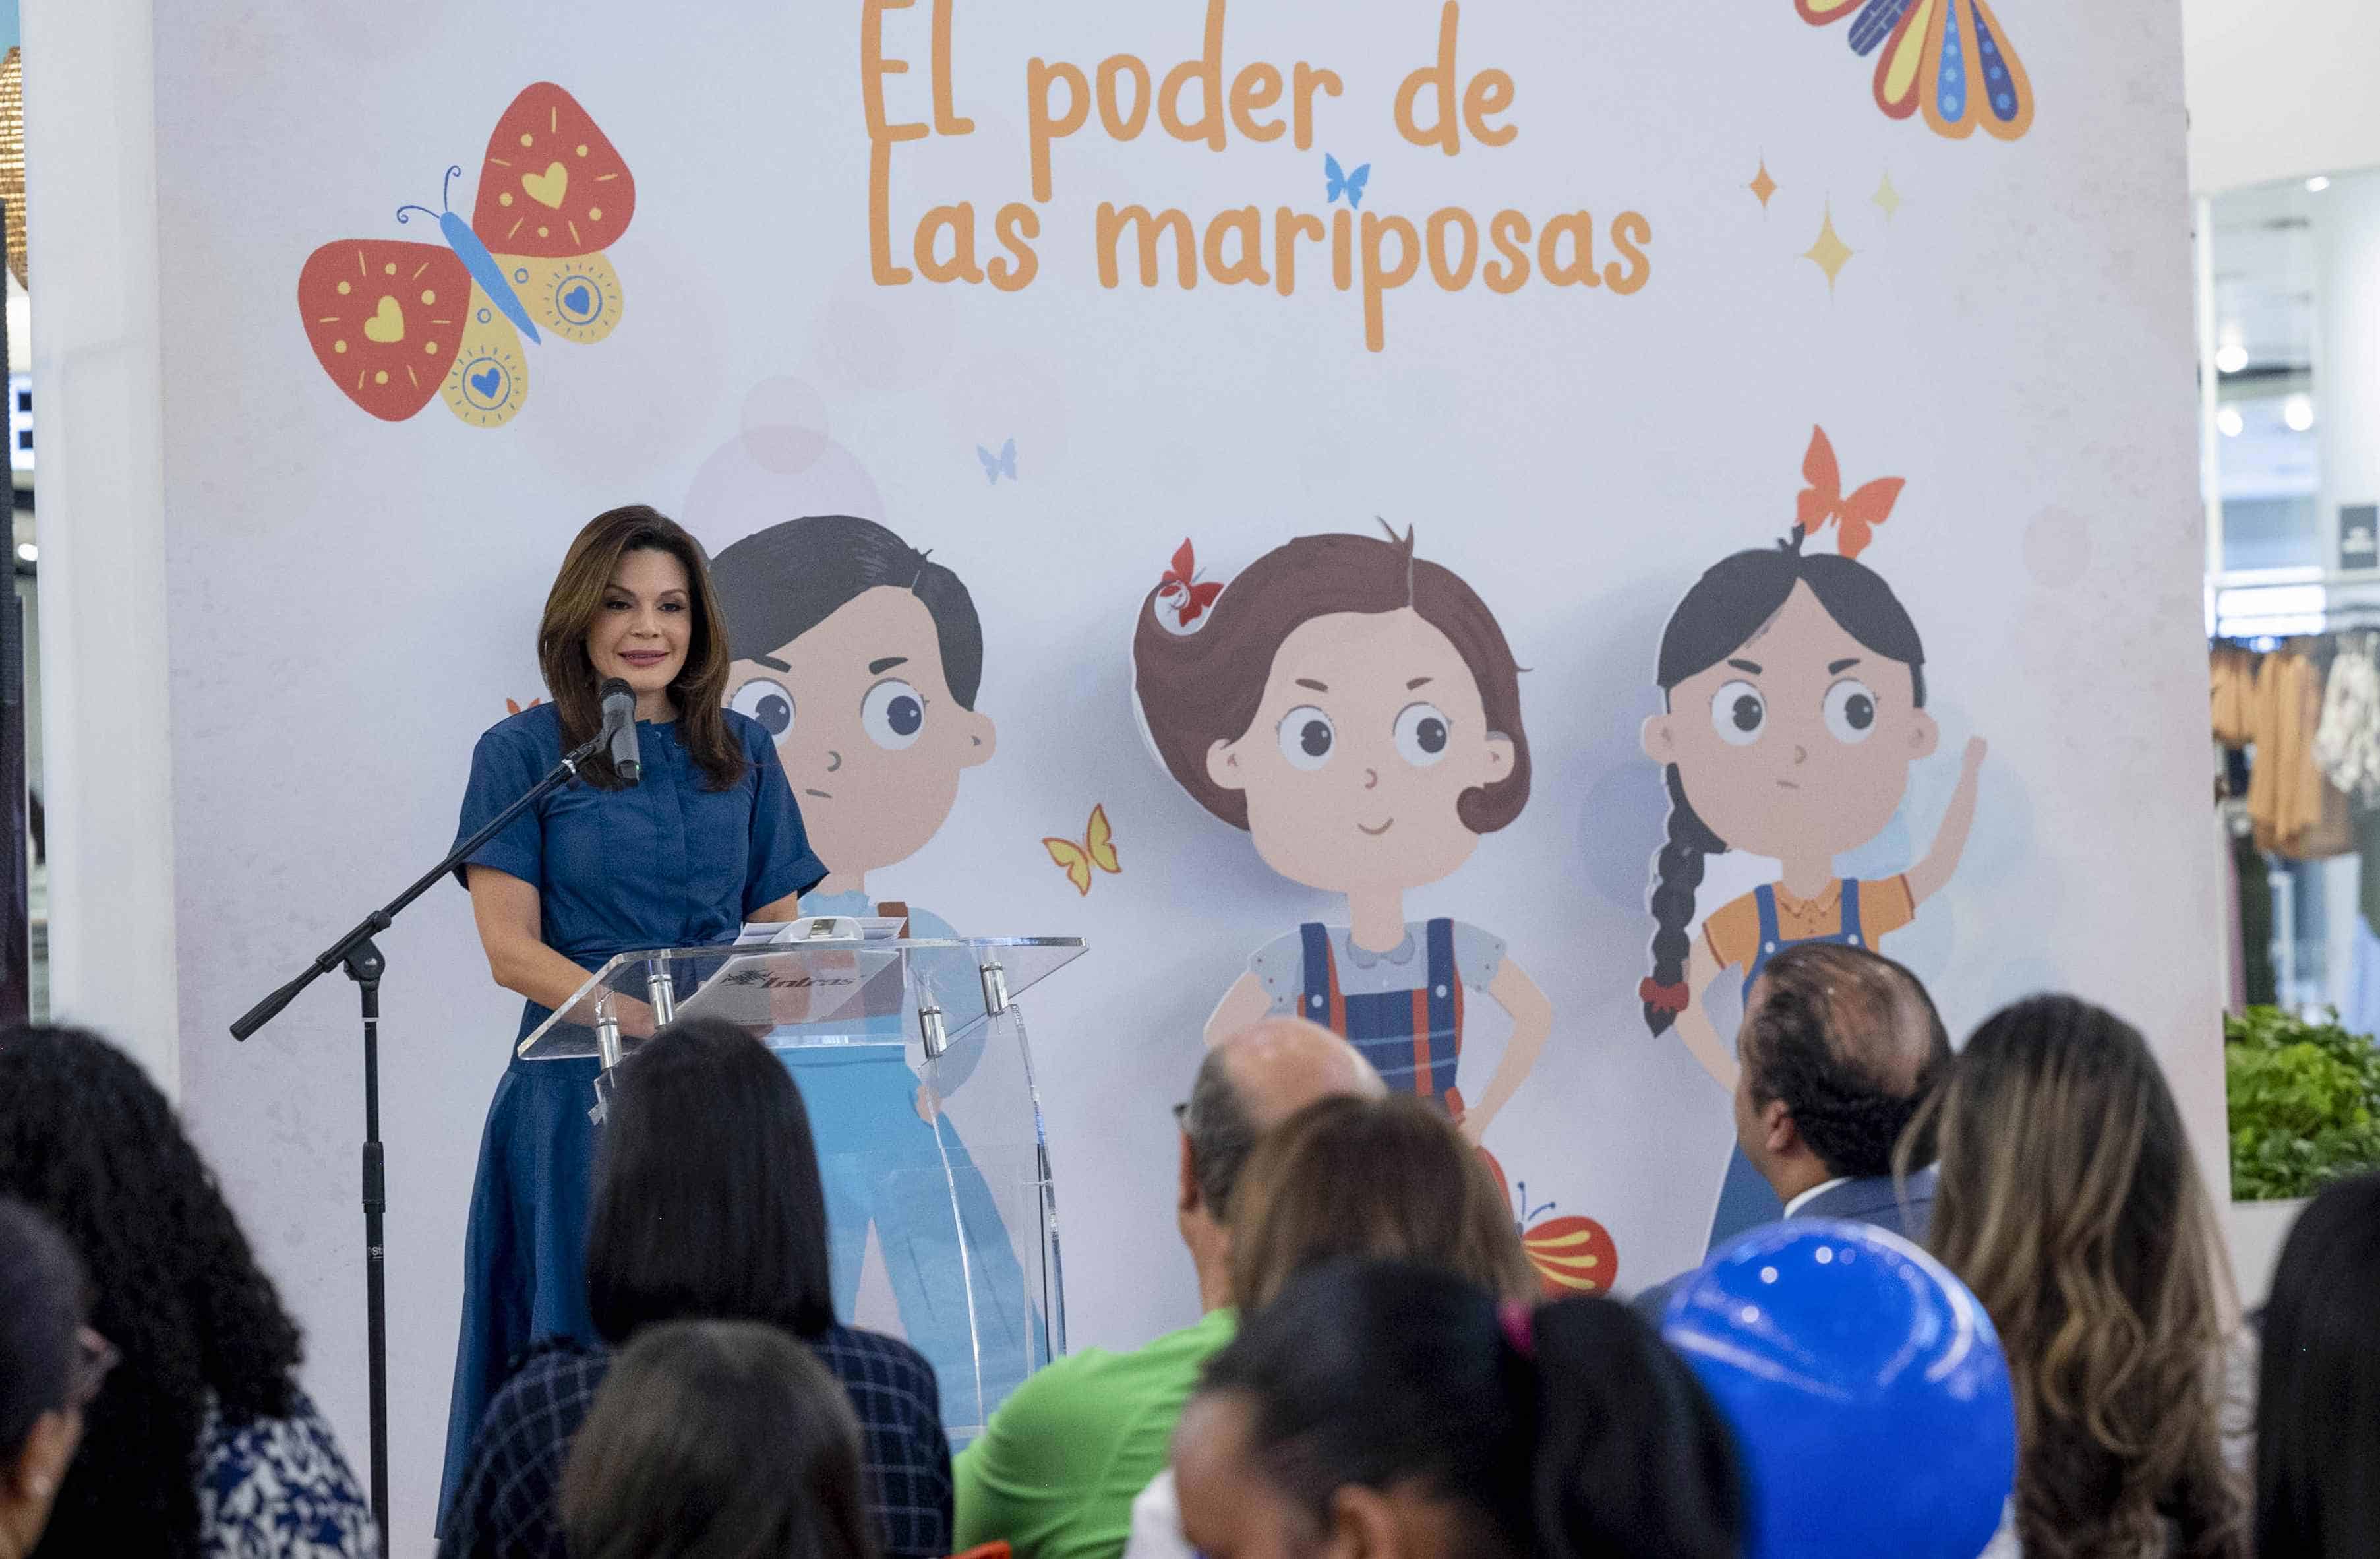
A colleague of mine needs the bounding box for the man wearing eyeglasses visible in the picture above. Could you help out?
[952,1017,1384,1559]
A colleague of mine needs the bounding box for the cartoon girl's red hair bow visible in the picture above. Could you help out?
[1638,977,1690,1014]
[1795,426,1904,560]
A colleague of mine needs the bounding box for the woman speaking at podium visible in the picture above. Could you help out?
[436,505,826,1518]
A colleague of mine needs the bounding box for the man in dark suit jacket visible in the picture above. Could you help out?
[1635,942,1951,1322]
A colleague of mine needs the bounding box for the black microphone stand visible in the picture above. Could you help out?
[229,724,606,1542]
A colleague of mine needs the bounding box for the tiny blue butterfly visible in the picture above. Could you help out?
[1324,153,1371,210]
[978,437,1018,485]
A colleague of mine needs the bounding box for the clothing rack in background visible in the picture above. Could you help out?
[2209,623,2380,1017]
[2212,607,2380,654]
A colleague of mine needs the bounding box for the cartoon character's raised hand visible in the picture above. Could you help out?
[1909,735,1989,907]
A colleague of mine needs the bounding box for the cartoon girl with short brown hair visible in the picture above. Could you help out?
[1639,430,1984,1250]
[1133,529,1552,1144]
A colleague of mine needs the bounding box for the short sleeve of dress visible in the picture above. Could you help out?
[1450,921,1505,989]
[1700,892,1761,973]
[741,721,829,913]
[451,724,547,892]
[1858,875,1917,942]
[1245,929,1308,1013]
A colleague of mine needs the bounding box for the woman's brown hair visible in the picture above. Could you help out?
[1133,529,1531,834]
[1229,1093,1535,1312]
[537,505,744,791]
[1904,996,2245,1559]
[561,1318,878,1559]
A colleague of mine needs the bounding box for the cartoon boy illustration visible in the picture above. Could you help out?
[1637,430,1984,1251]
[1133,528,1553,1145]
[711,514,1033,1426]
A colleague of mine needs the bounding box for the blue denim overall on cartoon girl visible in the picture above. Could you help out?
[1298,919,1466,1113]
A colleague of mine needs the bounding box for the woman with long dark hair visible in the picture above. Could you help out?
[2253,1171,2380,1557]
[1910,996,2245,1559]
[440,506,827,1512]
[440,1017,948,1559]
[1171,1260,1742,1559]
[0,1027,376,1558]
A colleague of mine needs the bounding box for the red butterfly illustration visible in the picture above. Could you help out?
[1479,1150,1619,1299]
[1795,425,1904,559]
[297,82,635,429]
[1156,539,1224,629]
[506,696,545,716]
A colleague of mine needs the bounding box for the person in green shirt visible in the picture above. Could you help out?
[952,1018,1384,1559]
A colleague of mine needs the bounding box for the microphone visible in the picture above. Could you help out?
[598,677,641,785]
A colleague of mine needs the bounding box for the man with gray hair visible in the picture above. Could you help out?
[953,1018,1383,1559]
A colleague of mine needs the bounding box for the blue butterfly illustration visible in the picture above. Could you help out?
[977,437,1017,485]
[1324,154,1371,210]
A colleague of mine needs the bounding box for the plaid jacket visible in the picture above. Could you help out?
[438,1324,952,1559]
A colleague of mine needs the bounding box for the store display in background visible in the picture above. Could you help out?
[0,48,20,290]
[2340,504,2379,572]
[2239,644,2351,859]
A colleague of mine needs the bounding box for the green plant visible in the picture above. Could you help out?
[2225,1006,2380,1202]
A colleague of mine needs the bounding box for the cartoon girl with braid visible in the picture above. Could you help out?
[1134,527,1554,1146]
[1638,429,1985,1251]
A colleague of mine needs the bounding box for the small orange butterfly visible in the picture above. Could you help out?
[1043,805,1120,896]
[506,696,545,715]
[1795,425,1903,560]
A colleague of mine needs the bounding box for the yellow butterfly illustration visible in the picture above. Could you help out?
[1044,805,1120,896]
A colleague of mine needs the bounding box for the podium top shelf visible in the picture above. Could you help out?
[515,934,1086,1063]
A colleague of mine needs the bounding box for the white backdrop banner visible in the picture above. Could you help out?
[147,0,2212,1545]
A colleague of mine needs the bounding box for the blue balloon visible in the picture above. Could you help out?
[1661,1221,2016,1559]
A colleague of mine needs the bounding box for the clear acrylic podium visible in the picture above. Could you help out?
[518,924,1086,1439]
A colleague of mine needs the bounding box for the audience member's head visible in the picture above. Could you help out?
[2254,1170,2380,1559]
[0,1027,304,1559]
[589,1016,835,1344]
[1229,1093,1535,1310]
[0,1198,96,1559]
[1176,1018,1384,1300]
[561,1318,878,1559]
[1175,1260,1742,1559]
[1735,942,1950,1200]
[1916,995,2243,1559]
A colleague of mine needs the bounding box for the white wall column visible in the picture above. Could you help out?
[20,0,179,1086]
[2315,177,2380,569]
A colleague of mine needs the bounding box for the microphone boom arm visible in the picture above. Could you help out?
[229,727,604,1041]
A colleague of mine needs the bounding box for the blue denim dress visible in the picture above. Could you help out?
[436,703,824,1521]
